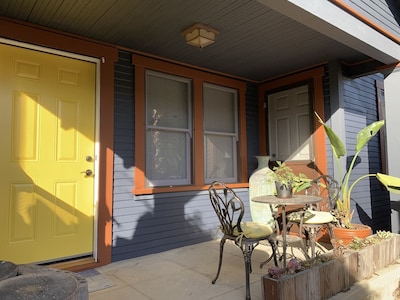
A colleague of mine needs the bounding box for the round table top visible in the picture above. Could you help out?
[252,194,322,205]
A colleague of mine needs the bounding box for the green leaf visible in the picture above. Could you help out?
[315,112,345,158]
[377,173,400,194]
[356,120,384,151]
[293,180,312,193]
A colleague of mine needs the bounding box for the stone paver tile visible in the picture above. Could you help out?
[89,285,150,300]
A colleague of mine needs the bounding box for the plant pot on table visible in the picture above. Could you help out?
[275,181,293,198]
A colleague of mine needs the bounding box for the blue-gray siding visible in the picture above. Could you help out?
[112,50,255,262]
[345,0,400,38]
[111,49,390,262]
[342,73,391,231]
[246,82,261,174]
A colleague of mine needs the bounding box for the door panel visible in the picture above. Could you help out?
[268,85,313,161]
[0,43,96,264]
[267,85,317,180]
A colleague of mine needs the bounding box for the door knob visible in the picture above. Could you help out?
[81,169,93,176]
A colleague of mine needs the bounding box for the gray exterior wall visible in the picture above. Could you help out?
[341,73,391,231]
[111,50,256,262]
[246,82,262,174]
[383,67,400,234]
[344,0,400,37]
[111,50,391,262]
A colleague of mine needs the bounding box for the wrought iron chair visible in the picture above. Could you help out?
[287,175,339,258]
[208,181,278,300]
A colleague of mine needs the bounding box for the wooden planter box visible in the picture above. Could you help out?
[262,234,400,300]
[353,233,400,281]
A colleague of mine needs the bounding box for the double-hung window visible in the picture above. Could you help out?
[145,71,192,187]
[133,54,247,194]
[203,83,238,183]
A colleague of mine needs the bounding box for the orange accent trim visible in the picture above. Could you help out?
[132,54,248,194]
[134,65,147,191]
[134,183,250,195]
[331,0,400,45]
[193,79,205,186]
[0,18,118,269]
[258,66,327,175]
[312,75,328,175]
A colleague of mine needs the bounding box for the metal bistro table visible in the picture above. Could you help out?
[252,194,322,268]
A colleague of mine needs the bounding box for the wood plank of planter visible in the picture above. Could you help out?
[305,266,320,300]
[319,260,333,299]
[347,251,357,289]
[374,241,384,271]
[389,237,395,264]
[357,246,374,281]
[282,275,296,299]
[262,275,296,300]
[330,258,346,296]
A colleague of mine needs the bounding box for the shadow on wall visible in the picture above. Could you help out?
[112,191,216,261]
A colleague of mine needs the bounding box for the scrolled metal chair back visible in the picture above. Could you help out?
[209,181,245,236]
[305,174,340,211]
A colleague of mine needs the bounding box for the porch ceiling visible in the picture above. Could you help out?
[0,0,382,81]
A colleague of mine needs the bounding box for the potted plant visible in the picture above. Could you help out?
[271,161,311,198]
[315,112,400,242]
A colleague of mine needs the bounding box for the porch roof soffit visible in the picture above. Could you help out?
[0,0,399,81]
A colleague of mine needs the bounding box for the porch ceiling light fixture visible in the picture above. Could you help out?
[181,23,219,48]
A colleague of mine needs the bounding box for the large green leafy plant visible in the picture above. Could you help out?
[315,112,400,228]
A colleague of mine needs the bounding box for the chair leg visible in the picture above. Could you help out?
[269,237,278,266]
[304,224,323,258]
[212,237,226,284]
[259,237,278,268]
[241,242,256,300]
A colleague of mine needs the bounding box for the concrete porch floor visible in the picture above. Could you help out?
[86,239,314,300]
[85,239,400,300]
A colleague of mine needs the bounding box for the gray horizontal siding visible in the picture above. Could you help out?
[112,49,254,262]
[344,0,400,38]
[246,82,262,176]
[113,188,252,262]
[342,73,390,231]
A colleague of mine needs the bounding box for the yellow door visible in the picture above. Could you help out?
[0,43,96,264]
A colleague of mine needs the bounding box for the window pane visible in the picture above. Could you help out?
[145,71,192,187]
[204,86,236,133]
[204,83,238,183]
[146,130,189,186]
[147,73,189,129]
[204,134,236,181]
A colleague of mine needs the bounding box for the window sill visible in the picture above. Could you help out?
[132,182,249,195]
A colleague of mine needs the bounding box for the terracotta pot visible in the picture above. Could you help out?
[333,224,372,245]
